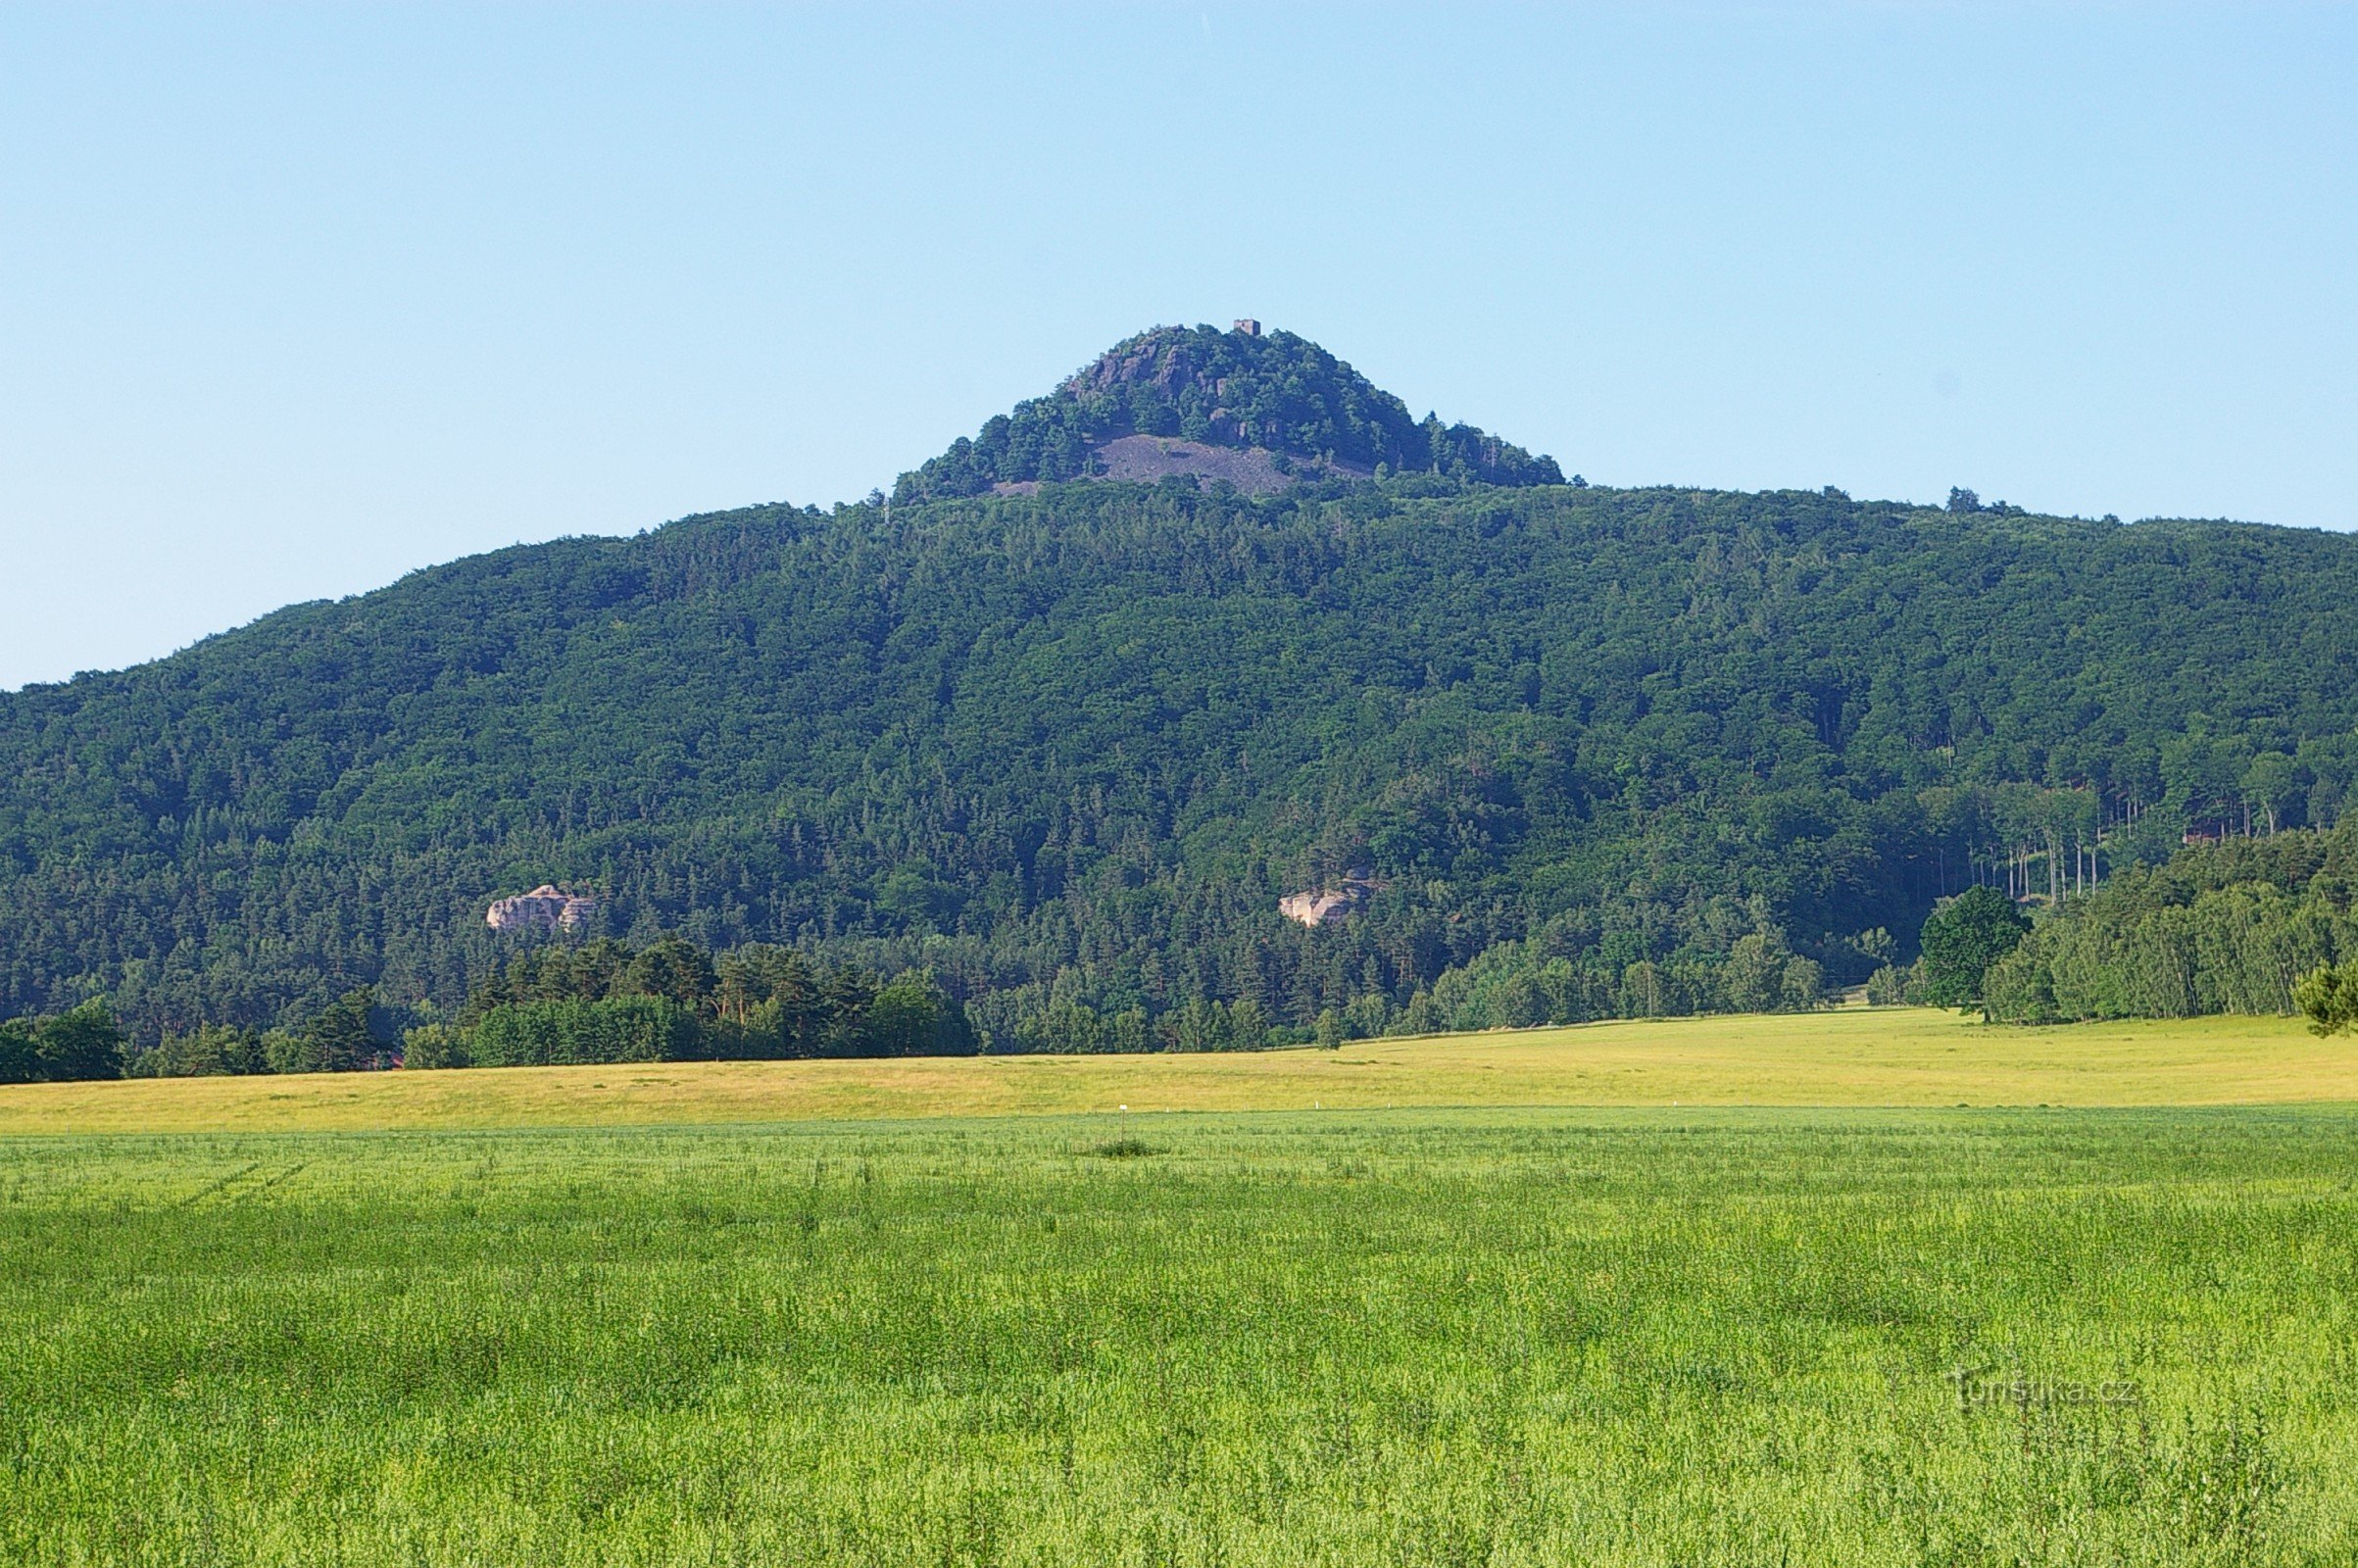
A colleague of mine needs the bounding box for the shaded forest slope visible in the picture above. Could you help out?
[4,330,2358,1040]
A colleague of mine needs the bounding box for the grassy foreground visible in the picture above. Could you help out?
[0,1008,2348,1134]
[3,1106,2353,1565]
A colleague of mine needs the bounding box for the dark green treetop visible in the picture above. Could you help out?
[1918,888,2033,1008]
[0,1000,125,1084]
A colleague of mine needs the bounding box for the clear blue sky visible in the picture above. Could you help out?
[2,5,2352,689]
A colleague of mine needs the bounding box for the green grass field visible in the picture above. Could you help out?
[5,1015,2354,1564]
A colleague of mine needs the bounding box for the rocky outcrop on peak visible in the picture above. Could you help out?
[896,322,1561,503]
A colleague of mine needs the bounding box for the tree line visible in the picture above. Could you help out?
[109,940,976,1075]
[10,815,2354,1080]
[1848,818,2358,1026]
[32,917,1834,1074]
[1972,819,2358,1024]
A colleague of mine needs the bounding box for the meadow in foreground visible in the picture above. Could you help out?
[4,1106,2353,1565]
[1,1008,2345,1134]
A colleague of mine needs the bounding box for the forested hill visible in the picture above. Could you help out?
[4,333,2358,1046]
[895,322,1563,500]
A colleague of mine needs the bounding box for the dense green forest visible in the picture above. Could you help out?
[1980,819,2358,1023]
[5,324,2358,1051]
[66,815,2358,1082]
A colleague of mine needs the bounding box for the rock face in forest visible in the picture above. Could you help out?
[486,886,596,934]
[1280,873,1381,928]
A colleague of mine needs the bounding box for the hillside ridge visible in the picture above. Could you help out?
[2,327,2355,1049]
